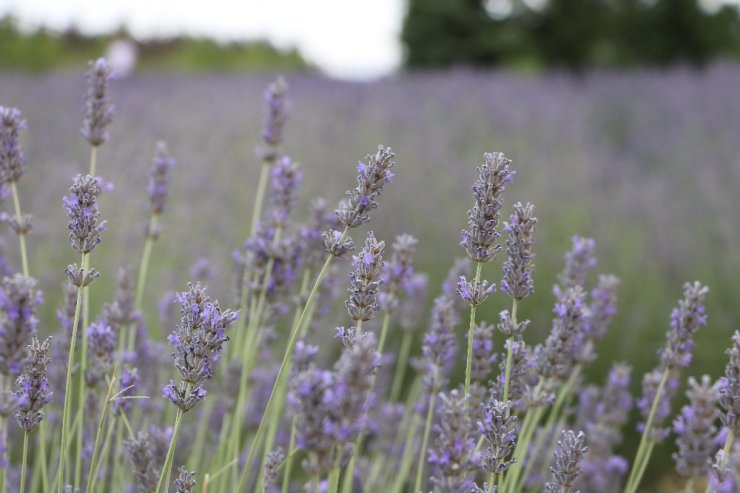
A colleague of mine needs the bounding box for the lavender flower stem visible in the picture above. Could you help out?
[625,367,670,493]
[390,413,422,493]
[414,388,438,493]
[155,408,184,493]
[20,431,29,493]
[75,252,92,488]
[502,299,518,403]
[90,418,115,490]
[134,213,158,313]
[502,393,546,492]
[250,162,271,237]
[237,227,349,491]
[704,429,735,493]
[465,261,483,396]
[57,252,85,493]
[85,374,117,493]
[378,310,392,355]
[89,145,97,177]
[10,181,29,276]
[684,478,696,493]
[38,421,49,493]
[389,330,413,402]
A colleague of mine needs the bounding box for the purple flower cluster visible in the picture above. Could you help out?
[344,232,384,324]
[147,141,175,218]
[259,76,289,161]
[457,276,496,306]
[163,283,238,412]
[13,336,53,432]
[270,155,302,226]
[587,274,620,340]
[718,331,740,433]
[0,106,27,184]
[544,430,588,493]
[659,281,709,370]
[536,286,588,382]
[421,297,459,393]
[63,174,107,255]
[81,58,114,147]
[173,466,196,493]
[478,399,518,477]
[112,366,139,415]
[501,202,537,300]
[0,274,43,375]
[85,321,116,387]
[637,368,680,442]
[460,152,514,263]
[379,234,418,312]
[554,235,596,296]
[672,375,720,479]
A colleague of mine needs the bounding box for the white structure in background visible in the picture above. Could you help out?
[106,39,138,77]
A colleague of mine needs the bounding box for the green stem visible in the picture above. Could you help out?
[624,368,670,493]
[281,421,298,493]
[502,395,545,493]
[155,409,184,493]
[57,253,85,493]
[250,161,271,237]
[684,477,696,493]
[502,299,518,403]
[465,261,483,396]
[389,414,420,493]
[38,420,49,493]
[75,253,92,489]
[92,418,115,492]
[237,228,347,491]
[89,146,97,177]
[414,387,437,493]
[378,310,392,354]
[20,432,29,493]
[327,451,342,493]
[85,375,116,493]
[389,330,413,402]
[10,181,29,277]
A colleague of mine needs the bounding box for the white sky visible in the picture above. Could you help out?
[0,0,405,80]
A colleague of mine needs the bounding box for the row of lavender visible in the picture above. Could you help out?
[0,59,738,493]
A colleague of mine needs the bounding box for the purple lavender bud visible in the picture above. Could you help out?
[112,366,138,415]
[421,297,459,391]
[100,267,140,334]
[335,145,395,229]
[457,275,495,306]
[536,286,588,382]
[496,309,530,338]
[64,174,106,254]
[0,241,13,277]
[147,141,175,217]
[379,234,418,312]
[81,58,114,147]
[188,257,218,284]
[460,152,514,263]
[0,274,43,376]
[490,336,533,411]
[300,198,337,271]
[262,448,285,491]
[0,106,27,183]
[270,155,302,226]
[478,399,518,477]
[173,466,196,493]
[659,281,709,370]
[429,390,480,491]
[587,274,619,340]
[719,331,740,434]
[291,340,319,378]
[125,431,159,493]
[163,283,238,412]
[0,431,5,468]
[501,202,536,300]
[323,229,354,257]
[545,430,588,493]
[13,336,52,432]
[673,375,720,479]
[85,321,116,387]
[258,76,289,162]
[709,442,740,493]
[289,367,335,474]
[345,232,384,322]
[442,258,472,309]
[399,272,428,332]
[637,368,680,442]
[470,322,496,383]
[555,235,597,296]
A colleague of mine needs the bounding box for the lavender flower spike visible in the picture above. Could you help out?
[555,235,596,296]
[64,174,107,255]
[335,145,395,229]
[502,202,537,300]
[0,274,43,376]
[173,466,196,493]
[81,57,114,147]
[673,375,719,479]
[258,76,289,163]
[345,232,384,323]
[270,155,302,226]
[14,336,52,432]
[148,141,175,217]
[163,283,239,412]
[0,106,27,184]
[125,432,159,493]
[659,281,709,370]
[545,430,588,493]
[460,152,514,263]
[719,331,740,434]
[478,399,518,477]
[379,233,418,313]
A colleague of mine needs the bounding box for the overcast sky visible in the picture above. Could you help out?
[0,0,404,80]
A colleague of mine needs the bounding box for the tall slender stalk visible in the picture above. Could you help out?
[464,261,483,396]
[502,299,518,403]
[10,181,29,276]
[85,374,117,493]
[155,409,184,493]
[389,330,413,402]
[414,388,437,493]
[20,432,29,493]
[74,253,91,488]
[57,252,86,493]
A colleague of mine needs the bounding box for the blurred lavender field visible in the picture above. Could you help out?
[2,63,739,399]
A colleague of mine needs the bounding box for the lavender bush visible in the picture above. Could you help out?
[0,59,738,493]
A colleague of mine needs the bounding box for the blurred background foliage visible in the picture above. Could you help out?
[401,0,740,70]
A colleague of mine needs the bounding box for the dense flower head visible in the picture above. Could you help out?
[173,466,196,493]
[501,201,537,299]
[335,145,395,229]
[163,283,238,412]
[379,234,418,312]
[555,235,596,296]
[262,448,285,491]
[442,258,472,310]
[0,106,27,183]
[673,375,720,478]
[100,267,140,334]
[718,331,740,433]
[536,286,588,381]
[399,272,428,332]
[113,366,139,415]
[587,274,619,340]
[0,274,43,375]
[13,336,52,432]
[259,76,290,159]
[81,57,114,147]
[460,152,514,263]
[659,281,709,370]
[345,232,384,322]
[429,389,481,492]
[270,155,302,226]
[456,276,495,306]
[470,321,496,383]
[125,431,159,493]
[421,296,459,391]
[709,441,740,493]
[496,309,530,338]
[323,228,354,257]
[299,198,336,270]
[478,399,518,476]
[637,368,680,442]
[490,336,533,411]
[545,430,588,493]
[85,321,116,387]
[64,174,107,254]
[147,141,175,218]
